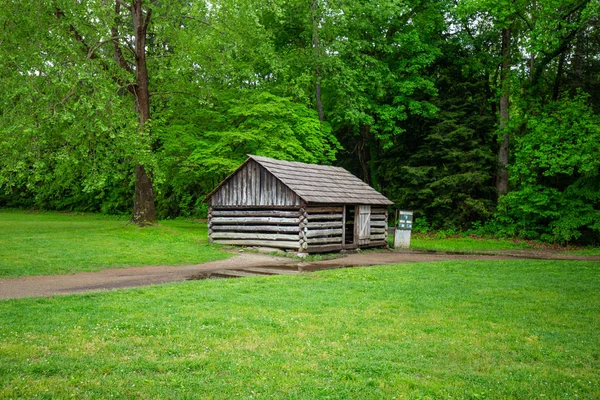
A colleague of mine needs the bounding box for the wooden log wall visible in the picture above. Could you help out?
[367,207,388,246]
[304,206,344,252]
[208,205,388,252]
[208,207,301,250]
[211,160,302,207]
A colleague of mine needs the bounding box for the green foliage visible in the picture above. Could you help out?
[376,40,497,230]
[1,260,599,398]
[327,0,442,144]
[155,90,340,218]
[496,94,600,243]
[0,1,152,213]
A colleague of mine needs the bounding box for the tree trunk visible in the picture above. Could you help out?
[132,164,156,224]
[311,0,324,122]
[552,52,566,101]
[496,27,511,197]
[571,30,585,96]
[130,0,156,224]
[357,124,372,185]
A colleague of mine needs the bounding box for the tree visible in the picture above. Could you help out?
[379,37,498,230]
[499,94,600,243]
[0,1,160,223]
[496,25,511,196]
[57,0,157,224]
[325,0,443,186]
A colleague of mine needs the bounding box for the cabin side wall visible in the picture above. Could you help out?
[302,205,345,253]
[208,208,302,250]
[364,207,388,247]
[301,205,388,253]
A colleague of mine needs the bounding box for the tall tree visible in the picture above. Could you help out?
[1,1,159,223]
[496,25,511,196]
[128,0,156,224]
[326,0,443,186]
[310,0,325,122]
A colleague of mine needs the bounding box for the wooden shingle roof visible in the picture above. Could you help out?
[248,155,393,206]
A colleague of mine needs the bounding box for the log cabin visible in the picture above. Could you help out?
[204,155,394,253]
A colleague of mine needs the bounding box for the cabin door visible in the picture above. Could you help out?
[356,205,371,246]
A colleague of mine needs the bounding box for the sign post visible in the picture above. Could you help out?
[394,210,413,249]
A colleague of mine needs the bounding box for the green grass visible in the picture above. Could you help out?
[567,248,600,256]
[1,260,599,398]
[407,234,535,252]
[0,211,231,278]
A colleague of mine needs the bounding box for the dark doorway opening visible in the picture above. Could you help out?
[344,206,355,245]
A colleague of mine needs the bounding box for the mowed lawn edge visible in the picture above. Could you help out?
[0,259,598,399]
[405,235,600,256]
[0,211,231,278]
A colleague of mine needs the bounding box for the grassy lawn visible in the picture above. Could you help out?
[0,211,231,278]
[1,260,598,398]
[406,234,600,256]
[402,234,535,252]
[567,248,600,256]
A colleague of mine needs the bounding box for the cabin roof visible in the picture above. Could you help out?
[206,155,393,206]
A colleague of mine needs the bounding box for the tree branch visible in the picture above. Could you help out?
[54,8,96,59]
[116,0,132,11]
[54,7,134,92]
[149,91,202,99]
[112,0,133,72]
[515,11,533,31]
[143,8,152,33]
[51,87,77,114]
[530,1,589,87]
[88,36,128,59]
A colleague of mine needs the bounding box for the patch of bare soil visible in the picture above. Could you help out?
[0,249,598,299]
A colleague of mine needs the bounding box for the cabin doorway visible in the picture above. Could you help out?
[344,206,355,245]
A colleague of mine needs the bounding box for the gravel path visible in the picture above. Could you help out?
[1,249,598,299]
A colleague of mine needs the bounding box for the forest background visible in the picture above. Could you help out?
[1,0,599,244]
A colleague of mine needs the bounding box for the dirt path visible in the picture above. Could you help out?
[1,250,598,300]
[0,253,296,300]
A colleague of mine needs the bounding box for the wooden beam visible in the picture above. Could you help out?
[211,217,300,225]
[306,229,343,238]
[307,221,343,229]
[370,227,387,234]
[211,232,299,241]
[370,214,387,221]
[307,236,343,244]
[353,207,359,246]
[342,205,346,245]
[369,234,387,241]
[212,206,299,210]
[213,239,300,249]
[371,208,388,214]
[211,210,299,217]
[306,207,343,213]
[306,213,343,221]
[305,243,344,253]
[211,225,300,233]
[370,221,387,227]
